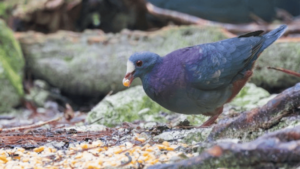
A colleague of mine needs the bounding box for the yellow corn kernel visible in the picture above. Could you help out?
[135,137,146,142]
[70,160,77,165]
[143,156,150,162]
[113,148,123,154]
[123,79,130,87]
[157,145,164,150]
[145,147,154,152]
[87,164,100,169]
[49,167,59,169]
[80,144,89,149]
[13,156,21,160]
[130,160,136,165]
[34,147,45,153]
[0,154,8,163]
[75,153,83,159]
[142,152,149,157]
[98,159,103,165]
[17,148,25,153]
[22,158,30,162]
[162,141,169,147]
[165,147,174,151]
[50,148,57,153]
[149,159,159,165]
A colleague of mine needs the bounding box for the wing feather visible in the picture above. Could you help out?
[182,36,264,90]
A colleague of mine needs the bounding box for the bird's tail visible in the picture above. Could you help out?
[262,24,287,50]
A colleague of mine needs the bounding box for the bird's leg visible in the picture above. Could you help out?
[198,107,223,128]
[226,70,253,103]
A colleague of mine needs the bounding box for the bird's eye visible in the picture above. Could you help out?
[136,60,143,67]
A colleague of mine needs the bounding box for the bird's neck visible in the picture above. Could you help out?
[140,57,163,96]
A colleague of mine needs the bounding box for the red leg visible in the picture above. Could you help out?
[197,107,223,128]
[226,70,253,103]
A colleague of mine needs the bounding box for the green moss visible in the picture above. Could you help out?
[230,83,272,111]
[86,86,166,126]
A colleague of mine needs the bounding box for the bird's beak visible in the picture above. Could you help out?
[123,61,135,87]
[123,72,135,87]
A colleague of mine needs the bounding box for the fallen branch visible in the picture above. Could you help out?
[268,67,300,77]
[146,2,300,35]
[146,2,211,25]
[0,116,62,132]
[207,83,300,141]
[149,125,300,169]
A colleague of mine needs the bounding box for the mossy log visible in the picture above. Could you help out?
[149,125,300,169]
[17,25,300,96]
[208,82,300,141]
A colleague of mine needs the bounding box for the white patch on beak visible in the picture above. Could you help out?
[126,60,135,74]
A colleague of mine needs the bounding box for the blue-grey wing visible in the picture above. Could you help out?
[180,36,263,90]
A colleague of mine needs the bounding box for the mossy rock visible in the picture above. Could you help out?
[0,19,24,112]
[252,42,300,90]
[86,86,170,127]
[18,25,227,96]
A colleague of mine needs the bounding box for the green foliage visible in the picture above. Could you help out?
[0,19,24,112]
[0,20,24,96]
[0,2,7,18]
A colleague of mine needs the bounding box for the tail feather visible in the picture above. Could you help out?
[262,24,287,50]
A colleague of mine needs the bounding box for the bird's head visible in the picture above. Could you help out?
[123,52,160,87]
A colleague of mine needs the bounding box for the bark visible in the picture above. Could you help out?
[149,126,300,169]
[208,83,300,141]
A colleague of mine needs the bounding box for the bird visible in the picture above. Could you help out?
[122,25,287,127]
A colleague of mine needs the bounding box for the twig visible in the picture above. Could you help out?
[119,152,132,167]
[0,116,15,120]
[0,116,62,132]
[268,67,300,77]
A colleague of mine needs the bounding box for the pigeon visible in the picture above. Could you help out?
[123,25,287,127]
